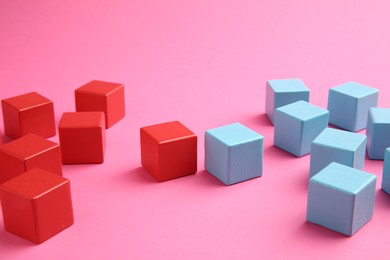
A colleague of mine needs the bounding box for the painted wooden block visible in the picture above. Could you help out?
[366,108,390,160]
[307,162,376,236]
[265,78,309,124]
[328,82,378,132]
[140,121,197,182]
[0,134,62,184]
[75,80,125,128]
[59,112,106,164]
[310,128,366,177]
[274,100,329,157]
[381,148,390,194]
[1,92,56,139]
[0,168,74,244]
[205,123,263,185]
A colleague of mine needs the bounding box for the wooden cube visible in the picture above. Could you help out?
[75,80,125,128]
[0,168,74,244]
[140,121,197,182]
[0,134,62,183]
[59,112,106,164]
[1,92,56,139]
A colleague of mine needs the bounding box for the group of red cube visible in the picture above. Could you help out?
[0,80,125,243]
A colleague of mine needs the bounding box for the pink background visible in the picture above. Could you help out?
[1,0,390,259]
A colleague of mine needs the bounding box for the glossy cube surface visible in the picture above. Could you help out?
[274,101,329,157]
[1,92,56,139]
[75,80,125,128]
[310,128,366,177]
[265,78,310,124]
[0,134,62,183]
[205,123,263,185]
[0,168,74,244]
[307,162,376,236]
[59,112,106,164]
[140,121,197,182]
[366,108,390,160]
[328,82,378,132]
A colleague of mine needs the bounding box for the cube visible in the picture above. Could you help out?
[274,100,329,157]
[327,82,379,132]
[205,123,263,185]
[0,168,74,244]
[265,78,310,124]
[59,112,106,164]
[366,108,390,160]
[307,162,376,236]
[382,148,390,194]
[1,92,56,139]
[140,121,197,182]
[0,134,62,184]
[75,80,125,128]
[310,128,366,177]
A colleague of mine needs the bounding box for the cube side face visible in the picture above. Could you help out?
[352,138,367,170]
[2,101,21,139]
[328,90,357,131]
[105,86,125,128]
[367,122,390,160]
[352,179,376,235]
[274,109,303,156]
[33,181,74,243]
[228,138,263,185]
[75,92,106,120]
[19,102,56,138]
[307,181,354,236]
[301,113,329,156]
[59,127,105,164]
[0,151,25,183]
[24,146,63,176]
[205,132,229,184]
[158,136,197,182]
[382,149,390,194]
[310,143,354,177]
[0,188,37,242]
[355,93,378,132]
[140,129,160,179]
[265,83,276,123]
[274,92,309,117]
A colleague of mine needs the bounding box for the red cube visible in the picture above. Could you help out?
[140,121,197,182]
[59,112,106,164]
[75,80,125,128]
[0,134,62,183]
[1,92,56,139]
[0,168,74,244]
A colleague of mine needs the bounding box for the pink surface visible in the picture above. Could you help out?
[1,0,390,259]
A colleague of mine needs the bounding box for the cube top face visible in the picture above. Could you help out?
[1,168,68,199]
[267,79,309,93]
[0,134,59,160]
[276,101,328,121]
[369,108,390,124]
[313,128,366,151]
[76,80,123,96]
[311,162,377,195]
[206,123,263,146]
[141,121,195,143]
[59,112,105,129]
[1,92,52,111]
[331,82,379,99]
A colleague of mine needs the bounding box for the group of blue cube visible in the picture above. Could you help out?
[266,78,389,236]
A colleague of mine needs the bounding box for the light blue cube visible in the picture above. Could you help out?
[381,148,390,194]
[265,79,310,124]
[366,108,390,160]
[274,101,329,157]
[205,123,263,185]
[310,128,366,177]
[307,162,376,236]
[327,82,378,132]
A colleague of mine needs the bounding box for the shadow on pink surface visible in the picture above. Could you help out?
[298,221,348,239]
